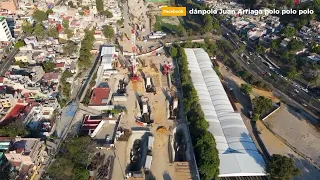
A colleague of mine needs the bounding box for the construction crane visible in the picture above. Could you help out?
[130,29,139,81]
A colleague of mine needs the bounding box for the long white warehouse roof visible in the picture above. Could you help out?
[184,48,266,177]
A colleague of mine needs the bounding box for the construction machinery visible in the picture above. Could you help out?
[167,92,178,119]
[136,96,153,124]
[145,76,155,93]
[163,61,173,75]
[118,78,128,94]
[130,29,139,81]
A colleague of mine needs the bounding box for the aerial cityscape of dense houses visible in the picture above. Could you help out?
[0,0,319,180]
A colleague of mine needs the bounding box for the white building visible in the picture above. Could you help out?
[184,48,266,178]
[0,16,13,42]
[100,46,118,70]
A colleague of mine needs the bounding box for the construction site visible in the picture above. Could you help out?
[107,25,194,179]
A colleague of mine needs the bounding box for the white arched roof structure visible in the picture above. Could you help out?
[184,48,266,177]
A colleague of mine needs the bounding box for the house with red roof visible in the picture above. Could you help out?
[55,62,65,70]
[88,87,111,110]
[42,73,60,83]
[0,77,4,86]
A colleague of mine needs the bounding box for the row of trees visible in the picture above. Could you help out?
[215,39,268,90]
[171,45,220,180]
[47,136,95,180]
[170,41,300,180]
[81,71,97,105]
[78,30,95,69]
[58,70,73,107]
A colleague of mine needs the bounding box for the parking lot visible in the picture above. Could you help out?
[257,120,320,180]
[265,105,320,167]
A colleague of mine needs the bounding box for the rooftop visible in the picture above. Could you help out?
[100,46,115,57]
[43,72,60,81]
[1,104,26,124]
[89,87,111,106]
[184,48,266,177]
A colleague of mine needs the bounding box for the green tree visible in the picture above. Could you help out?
[288,39,304,51]
[237,43,245,53]
[14,40,25,49]
[43,61,56,72]
[169,47,178,57]
[287,66,300,79]
[202,14,213,34]
[32,9,48,22]
[65,136,95,165]
[195,131,220,180]
[270,39,281,50]
[14,61,29,68]
[256,45,266,54]
[252,96,273,120]
[73,166,89,180]
[100,10,113,18]
[22,22,34,34]
[116,18,124,26]
[296,18,308,29]
[33,23,46,39]
[63,41,78,56]
[62,20,69,29]
[78,30,95,69]
[283,26,296,38]
[313,0,320,13]
[102,25,115,40]
[64,28,74,38]
[212,18,221,34]
[285,0,294,8]
[0,120,28,137]
[47,157,75,179]
[267,154,300,180]
[311,45,320,54]
[46,9,53,15]
[216,39,234,53]
[240,83,252,94]
[47,27,59,38]
[96,0,104,12]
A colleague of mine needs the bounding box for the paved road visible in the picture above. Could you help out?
[219,24,320,121]
[0,35,27,76]
[0,48,19,75]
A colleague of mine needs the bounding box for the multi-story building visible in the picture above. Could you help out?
[4,137,46,166]
[0,16,13,42]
